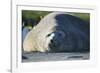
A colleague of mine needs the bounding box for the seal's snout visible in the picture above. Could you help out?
[49,34,62,51]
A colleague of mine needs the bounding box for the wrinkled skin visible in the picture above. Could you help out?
[23,12,90,53]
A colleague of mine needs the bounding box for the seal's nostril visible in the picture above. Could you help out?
[51,39,54,44]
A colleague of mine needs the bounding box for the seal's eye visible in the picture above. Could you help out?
[58,33,61,36]
[46,33,51,37]
[56,31,65,38]
[46,32,55,38]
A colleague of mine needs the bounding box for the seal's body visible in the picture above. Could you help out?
[23,12,89,52]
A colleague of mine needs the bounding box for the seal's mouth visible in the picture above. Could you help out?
[48,41,59,52]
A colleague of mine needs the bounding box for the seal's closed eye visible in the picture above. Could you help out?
[46,33,51,37]
[46,32,54,37]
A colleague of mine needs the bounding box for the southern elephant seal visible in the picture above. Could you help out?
[23,12,90,53]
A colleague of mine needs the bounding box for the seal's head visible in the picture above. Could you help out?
[45,30,66,52]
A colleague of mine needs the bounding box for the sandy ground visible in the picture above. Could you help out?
[22,52,89,62]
